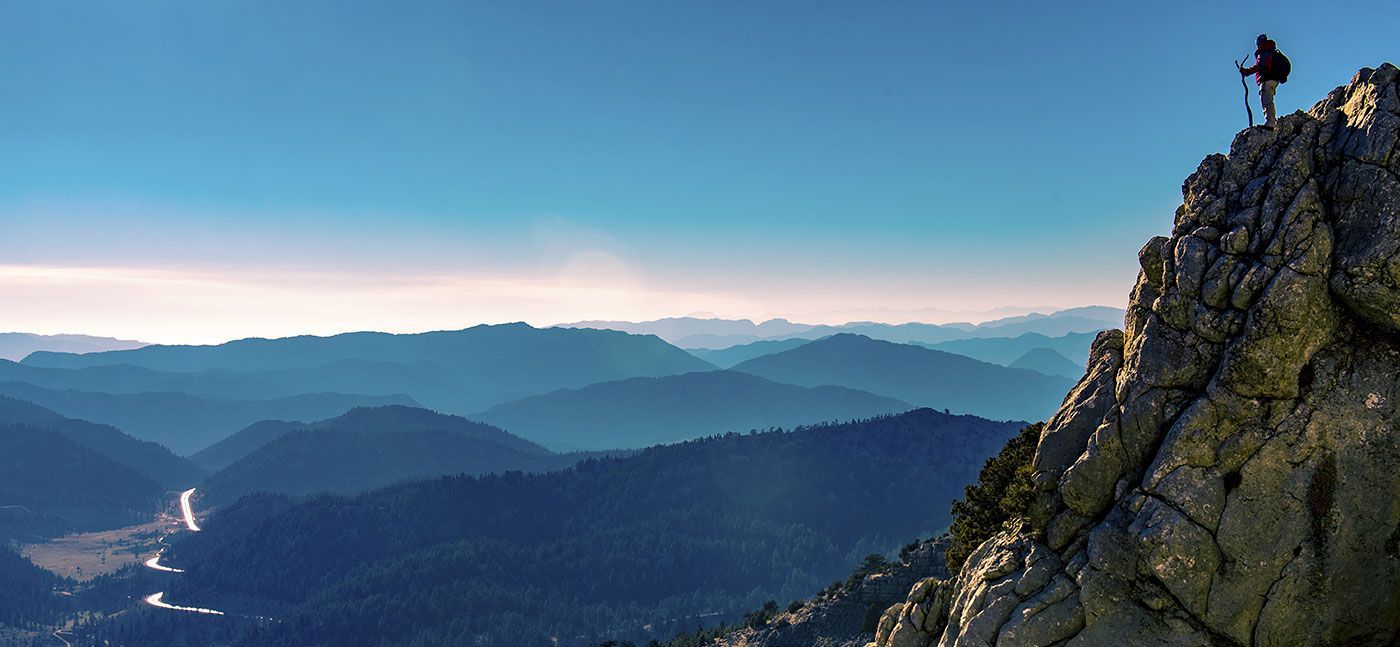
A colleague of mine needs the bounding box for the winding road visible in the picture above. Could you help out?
[142,592,225,616]
[142,488,224,616]
[143,549,184,573]
[179,487,201,532]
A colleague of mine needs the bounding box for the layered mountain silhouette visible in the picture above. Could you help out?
[0,358,477,414]
[472,370,912,450]
[20,323,715,414]
[1007,347,1082,378]
[685,338,814,368]
[731,334,1073,422]
[562,307,1123,349]
[0,382,416,455]
[126,409,1021,646]
[188,420,311,471]
[199,405,582,504]
[0,396,204,489]
[920,331,1098,367]
[0,332,147,362]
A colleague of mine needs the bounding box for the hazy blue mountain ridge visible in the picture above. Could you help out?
[199,406,585,504]
[0,382,418,455]
[1008,347,1084,378]
[0,396,204,489]
[732,334,1073,422]
[0,332,147,362]
[473,370,913,450]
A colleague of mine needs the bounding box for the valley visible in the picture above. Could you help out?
[9,7,1390,645]
[0,315,1102,645]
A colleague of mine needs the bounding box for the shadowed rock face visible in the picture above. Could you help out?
[872,63,1400,647]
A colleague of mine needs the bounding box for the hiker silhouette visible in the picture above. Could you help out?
[1239,34,1291,130]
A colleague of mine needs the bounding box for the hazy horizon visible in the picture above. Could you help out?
[4,302,1120,347]
[6,1,1397,344]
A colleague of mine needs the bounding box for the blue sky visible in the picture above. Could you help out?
[2,1,1397,342]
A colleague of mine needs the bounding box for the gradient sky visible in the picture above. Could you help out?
[3,1,1397,343]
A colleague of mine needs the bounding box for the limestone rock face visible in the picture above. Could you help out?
[872,64,1400,647]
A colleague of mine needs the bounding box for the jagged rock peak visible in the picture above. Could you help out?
[871,63,1400,646]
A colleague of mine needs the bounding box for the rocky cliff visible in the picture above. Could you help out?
[870,63,1400,646]
[718,540,949,647]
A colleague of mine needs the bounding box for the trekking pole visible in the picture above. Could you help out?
[1236,55,1254,128]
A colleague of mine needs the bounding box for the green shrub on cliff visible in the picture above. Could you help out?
[946,422,1043,573]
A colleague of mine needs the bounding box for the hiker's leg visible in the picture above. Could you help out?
[1260,81,1278,127]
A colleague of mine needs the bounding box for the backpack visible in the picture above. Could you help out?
[1270,50,1291,83]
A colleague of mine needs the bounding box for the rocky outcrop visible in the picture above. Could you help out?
[870,63,1400,646]
[717,540,948,647]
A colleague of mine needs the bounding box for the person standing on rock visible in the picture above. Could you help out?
[1239,34,1290,130]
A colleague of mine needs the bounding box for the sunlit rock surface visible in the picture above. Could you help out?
[869,63,1400,647]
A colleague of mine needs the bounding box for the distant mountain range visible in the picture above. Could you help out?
[472,370,913,450]
[0,332,147,362]
[563,306,1123,349]
[136,408,1022,646]
[0,382,417,455]
[919,330,1098,367]
[731,334,1074,422]
[20,323,716,414]
[0,320,1104,456]
[1008,347,1083,378]
[199,406,584,505]
[0,358,479,415]
[686,338,815,368]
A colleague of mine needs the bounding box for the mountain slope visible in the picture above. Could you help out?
[732,334,1073,422]
[0,547,71,626]
[0,396,204,489]
[0,424,163,531]
[0,357,482,414]
[921,331,1098,366]
[188,420,310,471]
[21,323,715,411]
[868,65,1400,647]
[0,382,417,455]
[473,370,913,450]
[199,405,568,503]
[126,409,1021,646]
[1007,347,1082,378]
[685,338,815,368]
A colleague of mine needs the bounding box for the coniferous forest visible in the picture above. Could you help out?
[75,409,1019,646]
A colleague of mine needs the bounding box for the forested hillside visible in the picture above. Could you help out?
[0,547,70,628]
[199,406,580,504]
[0,424,163,532]
[189,420,311,471]
[0,396,204,488]
[92,409,1019,646]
